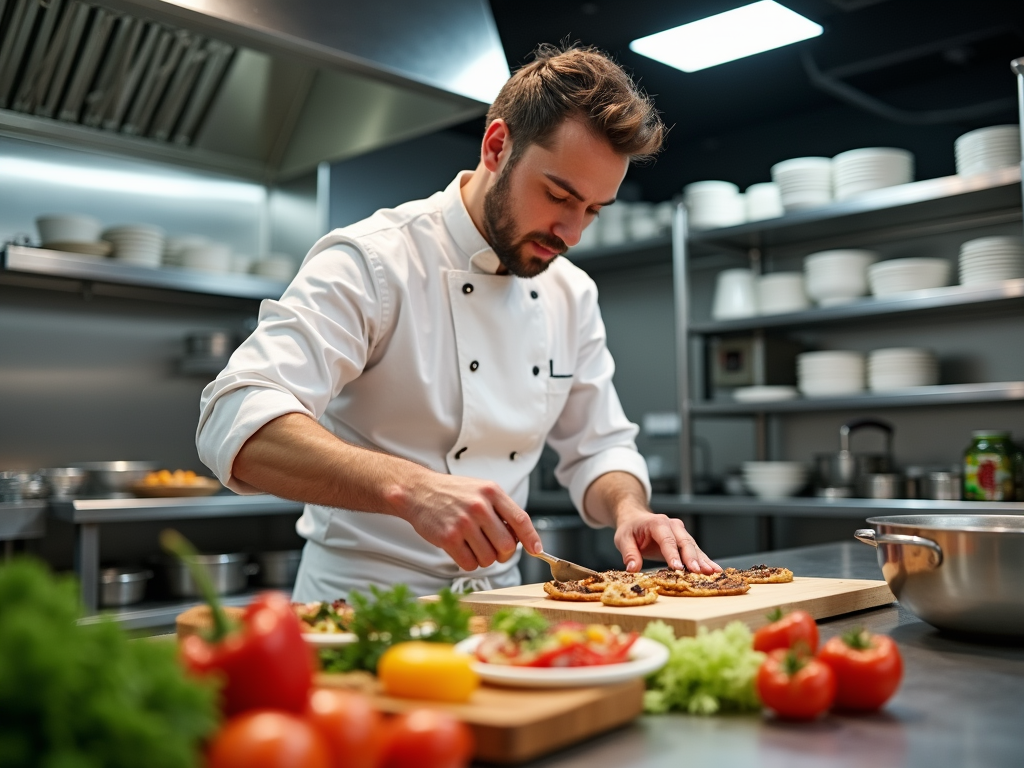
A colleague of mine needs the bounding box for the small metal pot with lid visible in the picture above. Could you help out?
[815,418,895,496]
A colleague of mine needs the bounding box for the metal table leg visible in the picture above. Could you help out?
[75,523,100,613]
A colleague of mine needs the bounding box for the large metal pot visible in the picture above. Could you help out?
[855,515,1024,637]
[257,550,302,588]
[815,418,895,495]
[164,553,257,597]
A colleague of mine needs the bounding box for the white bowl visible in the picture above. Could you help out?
[712,268,757,319]
[733,386,799,403]
[742,462,808,499]
[37,214,102,245]
[756,272,809,315]
[868,258,950,296]
[745,182,783,221]
[804,249,878,304]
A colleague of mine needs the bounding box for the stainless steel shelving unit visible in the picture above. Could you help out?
[2,244,288,302]
[670,74,1024,530]
[50,493,304,615]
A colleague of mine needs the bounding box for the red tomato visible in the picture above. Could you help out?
[381,709,474,768]
[818,629,903,711]
[305,689,387,768]
[757,649,836,721]
[753,610,819,654]
[207,710,331,768]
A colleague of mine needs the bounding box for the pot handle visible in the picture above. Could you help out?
[854,528,943,567]
[840,419,894,456]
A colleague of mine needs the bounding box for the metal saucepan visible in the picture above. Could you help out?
[100,567,153,607]
[163,553,258,597]
[855,515,1024,637]
[257,550,303,588]
[74,461,159,494]
[815,418,895,494]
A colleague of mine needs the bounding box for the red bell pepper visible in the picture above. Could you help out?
[163,531,314,717]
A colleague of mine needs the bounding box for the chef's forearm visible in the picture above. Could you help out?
[583,471,650,527]
[232,412,430,517]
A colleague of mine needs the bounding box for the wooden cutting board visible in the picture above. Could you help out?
[316,673,644,764]
[456,577,894,637]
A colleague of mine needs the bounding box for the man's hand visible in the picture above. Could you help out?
[584,471,720,574]
[387,473,543,572]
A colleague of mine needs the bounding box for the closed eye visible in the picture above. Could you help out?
[547,191,569,204]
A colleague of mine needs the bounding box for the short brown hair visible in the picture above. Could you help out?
[486,43,665,164]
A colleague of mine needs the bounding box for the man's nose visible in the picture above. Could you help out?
[552,214,585,248]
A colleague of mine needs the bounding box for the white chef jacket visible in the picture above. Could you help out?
[196,172,650,600]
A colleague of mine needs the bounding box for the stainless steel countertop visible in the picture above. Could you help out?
[512,541,1024,768]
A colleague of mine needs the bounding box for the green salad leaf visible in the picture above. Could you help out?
[319,584,473,674]
[0,558,219,768]
[491,607,550,643]
[643,620,765,715]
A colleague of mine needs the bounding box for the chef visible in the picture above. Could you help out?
[196,44,720,600]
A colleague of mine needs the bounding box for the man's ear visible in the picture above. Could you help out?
[480,119,512,173]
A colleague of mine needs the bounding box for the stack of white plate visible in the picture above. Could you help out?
[868,348,938,391]
[102,225,165,267]
[867,258,951,297]
[954,125,1021,176]
[833,148,914,200]
[742,461,808,500]
[683,181,745,229]
[164,235,209,266]
[756,272,809,315]
[745,182,784,221]
[958,236,1024,285]
[253,254,298,282]
[770,157,832,211]
[36,214,109,257]
[797,351,866,397]
[804,250,878,306]
[180,242,233,274]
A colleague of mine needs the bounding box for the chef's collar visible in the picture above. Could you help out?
[443,171,503,275]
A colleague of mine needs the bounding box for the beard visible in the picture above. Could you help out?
[482,163,567,278]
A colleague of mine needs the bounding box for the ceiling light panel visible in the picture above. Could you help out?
[629,1,824,73]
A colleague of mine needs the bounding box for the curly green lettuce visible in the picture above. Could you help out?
[0,558,219,768]
[643,620,765,715]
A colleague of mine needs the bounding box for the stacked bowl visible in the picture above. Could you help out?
[683,181,745,229]
[833,148,914,200]
[867,257,951,297]
[771,157,832,211]
[954,126,1021,176]
[103,225,165,267]
[958,236,1024,285]
[36,214,108,256]
[742,461,808,500]
[180,242,233,274]
[745,182,784,221]
[804,249,878,305]
[868,348,938,392]
[798,351,866,397]
[756,272,809,315]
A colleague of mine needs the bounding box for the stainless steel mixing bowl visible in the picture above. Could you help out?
[855,515,1024,637]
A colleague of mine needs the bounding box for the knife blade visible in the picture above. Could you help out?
[528,550,601,582]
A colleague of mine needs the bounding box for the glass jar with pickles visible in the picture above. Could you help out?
[963,431,1015,501]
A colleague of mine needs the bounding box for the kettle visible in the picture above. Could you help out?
[815,418,895,496]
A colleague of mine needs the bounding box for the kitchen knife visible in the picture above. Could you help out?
[528,550,601,582]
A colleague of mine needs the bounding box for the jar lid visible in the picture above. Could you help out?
[971,430,1010,438]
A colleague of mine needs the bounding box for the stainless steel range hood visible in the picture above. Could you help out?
[0,0,507,181]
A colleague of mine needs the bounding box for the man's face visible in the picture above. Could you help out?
[482,119,629,278]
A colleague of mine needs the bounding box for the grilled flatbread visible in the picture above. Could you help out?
[543,579,603,602]
[585,570,657,592]
[600,582,659,607]
[655,570,750,597]
[726,564,794,584]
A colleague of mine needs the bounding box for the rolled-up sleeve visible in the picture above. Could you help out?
[196,242,386,492]
[545,281,651,526]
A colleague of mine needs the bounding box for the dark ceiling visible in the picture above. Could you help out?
[451,0,1023,202]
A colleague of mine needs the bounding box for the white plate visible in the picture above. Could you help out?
[302,631,358,648]
[734,386,799,403]
[454,635,669,688]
